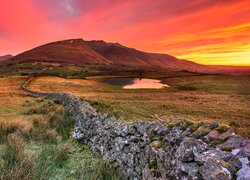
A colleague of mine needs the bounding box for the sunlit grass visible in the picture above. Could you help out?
[0,77,120,179]
[28,73,250,138]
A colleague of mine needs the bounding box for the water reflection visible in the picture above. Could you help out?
[102,78,169,89]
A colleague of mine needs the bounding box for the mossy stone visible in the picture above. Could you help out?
[190,122,204,132]
[216,124,230,133]
[193,126,211,138]
[219,146,234,152]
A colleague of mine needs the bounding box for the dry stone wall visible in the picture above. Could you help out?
[22,78,250,180]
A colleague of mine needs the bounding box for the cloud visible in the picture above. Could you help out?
[0,0,249,65]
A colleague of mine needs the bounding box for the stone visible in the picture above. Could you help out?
[192,126,211,139]
[199,158,231,180]
[243,140,250,157]
[177,138,207,162]
[237,157,250,180]
[208,128,233,143]
[221,135,247,149]
[23,82,250,180]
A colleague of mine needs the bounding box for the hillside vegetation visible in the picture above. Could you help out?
[0,77,120,179]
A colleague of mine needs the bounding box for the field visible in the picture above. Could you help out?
[26,72,250,138]
[0,72,249,179]
[0,76,120,179]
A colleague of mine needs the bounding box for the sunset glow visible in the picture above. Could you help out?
[0,0,250,66]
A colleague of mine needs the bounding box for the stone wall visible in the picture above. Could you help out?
[22,78,250,180]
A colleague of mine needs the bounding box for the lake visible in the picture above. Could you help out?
[102,78,169,89]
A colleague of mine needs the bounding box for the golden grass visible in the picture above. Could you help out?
[0,76,120,179]
[27,75,250,138]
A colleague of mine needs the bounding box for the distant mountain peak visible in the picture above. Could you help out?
[3,39,250,75]
[0,54,13,61]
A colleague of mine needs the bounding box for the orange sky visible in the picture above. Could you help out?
[0,0,250,66]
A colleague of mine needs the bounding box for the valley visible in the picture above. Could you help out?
[25,72,250,138]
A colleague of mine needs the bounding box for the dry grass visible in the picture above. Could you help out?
[28,74,250,138]
[0,76,120,179]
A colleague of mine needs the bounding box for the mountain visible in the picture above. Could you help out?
[0,54,13,61]
[8,39,205,72]
[5,39,250,74]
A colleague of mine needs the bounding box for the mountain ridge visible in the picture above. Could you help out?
[4,39,250,75]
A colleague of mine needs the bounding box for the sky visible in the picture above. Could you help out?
[0,0,250,66]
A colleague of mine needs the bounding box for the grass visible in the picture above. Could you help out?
[27,73,250,138]
[0,77,120,179]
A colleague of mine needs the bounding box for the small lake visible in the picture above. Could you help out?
[102,78,169,89]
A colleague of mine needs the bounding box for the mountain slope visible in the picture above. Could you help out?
[0,54,13,61]
[9,39,205,71]
[6,39,250,74]
[11,39,111,65]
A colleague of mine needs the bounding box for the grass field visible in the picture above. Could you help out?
[27,72,250,138]
[0,76,120,179]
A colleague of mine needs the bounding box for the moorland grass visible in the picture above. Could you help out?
[0,77,121,180]
[28,74,250,138]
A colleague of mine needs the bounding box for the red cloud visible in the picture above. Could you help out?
[0,0,250,65]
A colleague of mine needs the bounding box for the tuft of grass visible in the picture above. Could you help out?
[0,122,18,143]
[48,109,73,140]
[0,134,34,180]
[216,124,230,133]
[150,140,165,148]
[148,160,157,170]
[166,122,177,129]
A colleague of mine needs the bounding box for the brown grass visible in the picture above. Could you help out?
[27,75,250,138]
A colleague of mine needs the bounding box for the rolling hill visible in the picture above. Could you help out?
[0,54,13,61]
[3,39,250,75]
[8,39,205,72]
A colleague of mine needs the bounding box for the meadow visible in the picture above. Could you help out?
[0,72,249,179]
[27,72,250,138]
[0,76,120,180]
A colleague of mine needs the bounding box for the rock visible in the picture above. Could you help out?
[199,158,231,180]
[208,128,233,143]
[243,140,250,157]
[237,157,250,180]
[24,85,250,180]
[221,135,247,149]
[192,126,211,139]
[177,138,208,162]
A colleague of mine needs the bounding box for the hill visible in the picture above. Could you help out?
[0,54,13,61]
[8,39,205,72]
[3,39,250,75]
